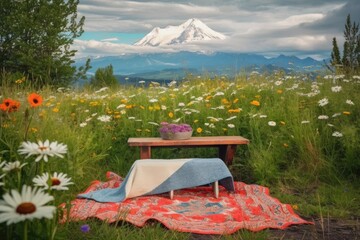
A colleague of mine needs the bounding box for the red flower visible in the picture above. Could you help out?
[8,100,21,112]
[1,98,20,112]
[28,93,43,107]
[0,103,7,112]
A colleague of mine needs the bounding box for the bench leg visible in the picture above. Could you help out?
[218,145,237,165]
[139,146,151,159]
[213,181,219,198]
[169,190,174,199]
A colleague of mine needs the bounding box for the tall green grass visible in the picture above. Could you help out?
[0,72,359,239]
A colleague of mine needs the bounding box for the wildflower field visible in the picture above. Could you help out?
[0,72,359,239]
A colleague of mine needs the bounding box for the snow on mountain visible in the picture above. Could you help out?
[134,18,226,46]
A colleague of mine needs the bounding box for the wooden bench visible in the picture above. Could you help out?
[127,136,249,165]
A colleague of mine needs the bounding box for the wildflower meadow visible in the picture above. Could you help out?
[0,72,359,239]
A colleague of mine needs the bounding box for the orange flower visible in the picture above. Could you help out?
[28,93,43,107]
[2,98,13,108]
[0,103,7,112]
[8,100,21,112]
[250,100,260,106]
[228,108,241,113]
[2,98,20,112]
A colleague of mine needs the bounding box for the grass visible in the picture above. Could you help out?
[0,72,359,239]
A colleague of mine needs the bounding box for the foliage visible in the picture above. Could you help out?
[0,72,360,239]
[0,0,86,87]
[89,64,118,88]
[330,14,360,75]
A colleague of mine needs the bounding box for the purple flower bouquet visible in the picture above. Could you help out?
[159,122,193,140]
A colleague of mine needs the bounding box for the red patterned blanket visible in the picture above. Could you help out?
[61,172,312,235]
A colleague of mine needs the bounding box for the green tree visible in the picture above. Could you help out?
[331,37,341,67]
[330,14,360,75]
[0,0,86,87]
[90,65,118,88]
[342,14,360,74]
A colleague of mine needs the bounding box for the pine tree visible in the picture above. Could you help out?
[0,0,86,87]
[330,14,360,75]
[330,37,341,66]
[343,14,359,74]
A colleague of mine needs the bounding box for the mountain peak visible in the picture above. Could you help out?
[134,19,226,47]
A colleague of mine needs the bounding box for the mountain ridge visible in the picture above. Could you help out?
[74,51,325,81]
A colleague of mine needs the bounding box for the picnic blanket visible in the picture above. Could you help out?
[78,158,234,203]
[61,171,312,234]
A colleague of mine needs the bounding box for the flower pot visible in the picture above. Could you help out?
[160,131,193,140]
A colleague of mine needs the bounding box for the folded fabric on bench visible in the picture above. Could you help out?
[78,158,235,203]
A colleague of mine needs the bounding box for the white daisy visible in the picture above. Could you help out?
[227,124,235,128]
[318,115,329,120]
[0,185,55,225]
[346,99,354,105]
[332,131,343,137]
[331,86,342,92]
[18,140,68,162]
[97,115,111,122]
[149,98,158,103]
[33,172,73,191]
[318,98,329,107]
[225,116,237,121]
[268,121,276,126]
[2,161,28,172]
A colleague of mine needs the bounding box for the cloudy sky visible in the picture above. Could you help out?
[74,0,360,60]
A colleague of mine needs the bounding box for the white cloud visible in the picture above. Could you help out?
[101,38,119,42]
[74,0,356,60]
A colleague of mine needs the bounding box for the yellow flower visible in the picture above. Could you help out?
[343,111,351,115]
[52,108,59,113]
[277,89,283,94]
[193,119,199,123]
[196,127,203,133]
[148,106,154,111]
[228,108,241,113]
[89,101,100,106]
[31,127,38,133]
[154,104,161,110]
[168,112,174,118]
[121,99,127,103]
[139,105,145,110]
[292,204,299,210]
[283,143,289,148]
[221,98,230,105]
[280,121,286,125]
[233,98,239,103]
[145,129,151,132]
[250,100,260,106]
[136,129,142,132]
[255,95,261,99]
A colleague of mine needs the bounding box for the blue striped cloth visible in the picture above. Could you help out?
[78,158,235,203]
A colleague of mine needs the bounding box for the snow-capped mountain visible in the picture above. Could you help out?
[134,18,226,46]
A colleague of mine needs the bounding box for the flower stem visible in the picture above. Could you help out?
[24,221,28,240]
